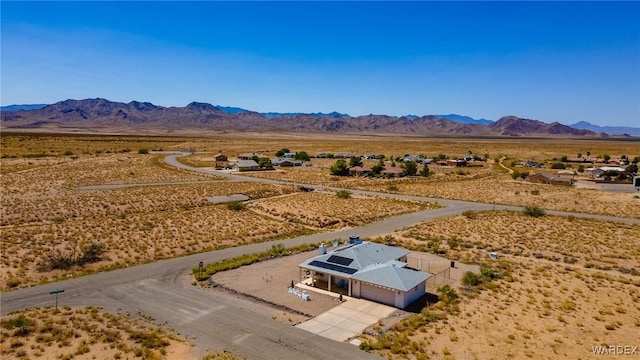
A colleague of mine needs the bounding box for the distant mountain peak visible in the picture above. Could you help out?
[1,98,635,137]
[570,121,640,136]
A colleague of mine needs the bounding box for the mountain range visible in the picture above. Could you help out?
[1,98,636,137]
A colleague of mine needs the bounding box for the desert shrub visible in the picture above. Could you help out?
[523,206,545,218]
[335,190,352,199]
[138,148,149,154]
[294,151,310,161]
[129,330,169,349]
[461,271,484,287]
[78,243,106,265]
[226,201,246,211]
[349,156,363,167]
[359,341,372,352]
[462,210,477,219]
[419,164,430,177]
[1,314,35,336]
[387,184,399,191]
[23,153,47,158]
[40,241,105,271]
[551,162,566,169]
[437,285,459,306]
[63,150,74,156]
[202,350,246,360]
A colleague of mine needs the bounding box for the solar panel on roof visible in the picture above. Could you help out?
[327,255,353,266]
[308,260,358,274]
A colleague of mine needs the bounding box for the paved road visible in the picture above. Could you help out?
[3,153,639,359]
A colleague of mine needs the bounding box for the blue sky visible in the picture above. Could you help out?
[2,1,639,127]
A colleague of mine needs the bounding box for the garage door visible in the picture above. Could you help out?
[360,284,395,306]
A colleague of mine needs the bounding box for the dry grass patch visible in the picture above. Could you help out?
[250,192,440,229]
[360,211,640,359]
[0,306,192,360]
[355,175,639,219]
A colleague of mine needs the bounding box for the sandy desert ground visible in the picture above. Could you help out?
[1,133,638,359]
[0,306,193,360]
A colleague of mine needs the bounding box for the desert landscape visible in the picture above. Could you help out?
[1,132,639,360]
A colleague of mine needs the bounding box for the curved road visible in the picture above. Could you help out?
[2,153,639,359]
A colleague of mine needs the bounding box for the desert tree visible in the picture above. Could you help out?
[329,159,349,176]
[294,151,310,161]
[419,164,430,177]
[402,160,418,176]
[348,156,363,168]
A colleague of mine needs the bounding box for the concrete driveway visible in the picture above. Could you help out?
[295,298,396,342]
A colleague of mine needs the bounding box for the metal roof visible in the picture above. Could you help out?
[352,263,431,292]
[299,242,423,290]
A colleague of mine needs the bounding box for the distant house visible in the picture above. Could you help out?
[523,160,541,168]
[315,153,328,158]
[401,155,424,163]
[446,159,467,167]
[363,154,377,160]
[584,167,603,179]
[237,153,255,160]
[298,241,431,309]
[527,173,573,186]
[235,159,260,172]
[349,166,372,175]
[213,154,228,169]
[283,152,295,159]
[334,152,357,159]
[272,158,303,167]
[381,167,403,177]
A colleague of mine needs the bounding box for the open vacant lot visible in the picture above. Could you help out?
[0,306,192,360]
[358,211,640,359]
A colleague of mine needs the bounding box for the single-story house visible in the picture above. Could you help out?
[527,173,573,186]
[334,152,357,159]
[272,158,303,167]
[235,159,261,172]
[401,155,424,163]
[299,241,431,309]
[381,167,403,177]
[315,153,328,158]
[523,160,541,168]
[283,152,296,158]
[363,154,378,160]
[349,166,372,175]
